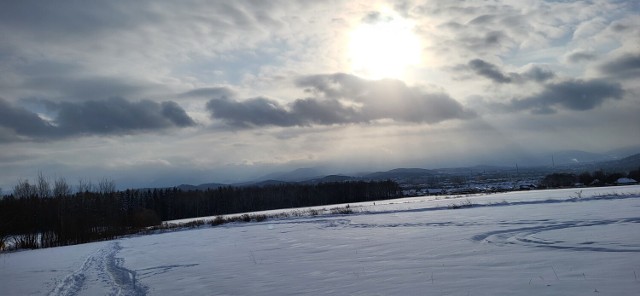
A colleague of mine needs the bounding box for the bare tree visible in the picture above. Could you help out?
[36,172,51,198]
[13,179,36,199]
[53,177,72,198]
[77,178,94,194]
[98,178,116,195]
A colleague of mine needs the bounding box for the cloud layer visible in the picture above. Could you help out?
[465,59,555,84]
[508,79,624,114]
[206,74,474,128]
[0,97,195,142]
[597,53,640,79]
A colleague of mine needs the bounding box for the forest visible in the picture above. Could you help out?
[0,174,400,250]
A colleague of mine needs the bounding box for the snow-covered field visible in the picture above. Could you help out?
[2,186,640,295]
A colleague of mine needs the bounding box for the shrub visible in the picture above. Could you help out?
[330,206,353,215]
[211,216,226,226]
[540,173,576,188]
[184,220,205,228]
[449,199,473,209]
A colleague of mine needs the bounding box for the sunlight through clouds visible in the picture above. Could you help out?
[348,10,422,80]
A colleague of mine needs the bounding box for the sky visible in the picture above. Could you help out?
[1,0,639,190]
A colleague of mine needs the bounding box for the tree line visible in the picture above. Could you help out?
[0,174,401,250]
[540,168,640,188]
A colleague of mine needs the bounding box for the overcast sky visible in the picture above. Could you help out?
[1,0,639,189]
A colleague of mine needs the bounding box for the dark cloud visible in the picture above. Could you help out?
[521,66,555,83]
[180,87,235,98]
[206,73,473,128]
[0,98,54,139]
[362,11,382,23]
[609,21,632,33]
[432,6,515,54]
[52,97,196,134]
[566,51,598,64]
[161,101,197,127]
[597,53,640,79]
[205,92,360,128]
[509,79,624,114]
[483,31,504,45]
[468,59,512,83]
[392,1,411,17]
[0,97,195,142]
[439,21,464,30]
[206,97,298,128]
[290,98,360,125]
[468,14,496,25]
[361,11,394,24]
[460,31,509,51]
[466,59,554,84]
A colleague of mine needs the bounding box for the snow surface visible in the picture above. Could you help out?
[2,185,640,295]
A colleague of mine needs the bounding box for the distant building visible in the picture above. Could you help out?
[616,178,638,185]
[402,189,417,196]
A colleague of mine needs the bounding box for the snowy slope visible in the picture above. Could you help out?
[2,185,640,295]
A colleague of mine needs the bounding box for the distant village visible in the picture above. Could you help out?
[398,168,638,197]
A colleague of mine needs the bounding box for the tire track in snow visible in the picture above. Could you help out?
[48,242,147,296]
[472,217,640,252]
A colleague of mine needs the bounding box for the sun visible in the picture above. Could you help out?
[348,16,422,80]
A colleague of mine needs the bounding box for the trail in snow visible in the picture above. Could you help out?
[471,217,640,252]
[48,242,147,296]
[266,215,640,253]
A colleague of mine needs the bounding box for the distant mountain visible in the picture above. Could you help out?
[171,151,640,190]
[255,167,325,182]
[177,182,226,191]
[620,153,640,163]
[301,175,356,184]
[247,179,290,187]
[363,168,436,180]
[597,153,640,171]
[605,146,640,159]
[549,150,617,165]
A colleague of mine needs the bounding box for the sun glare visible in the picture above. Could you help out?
[348,16,422,80]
